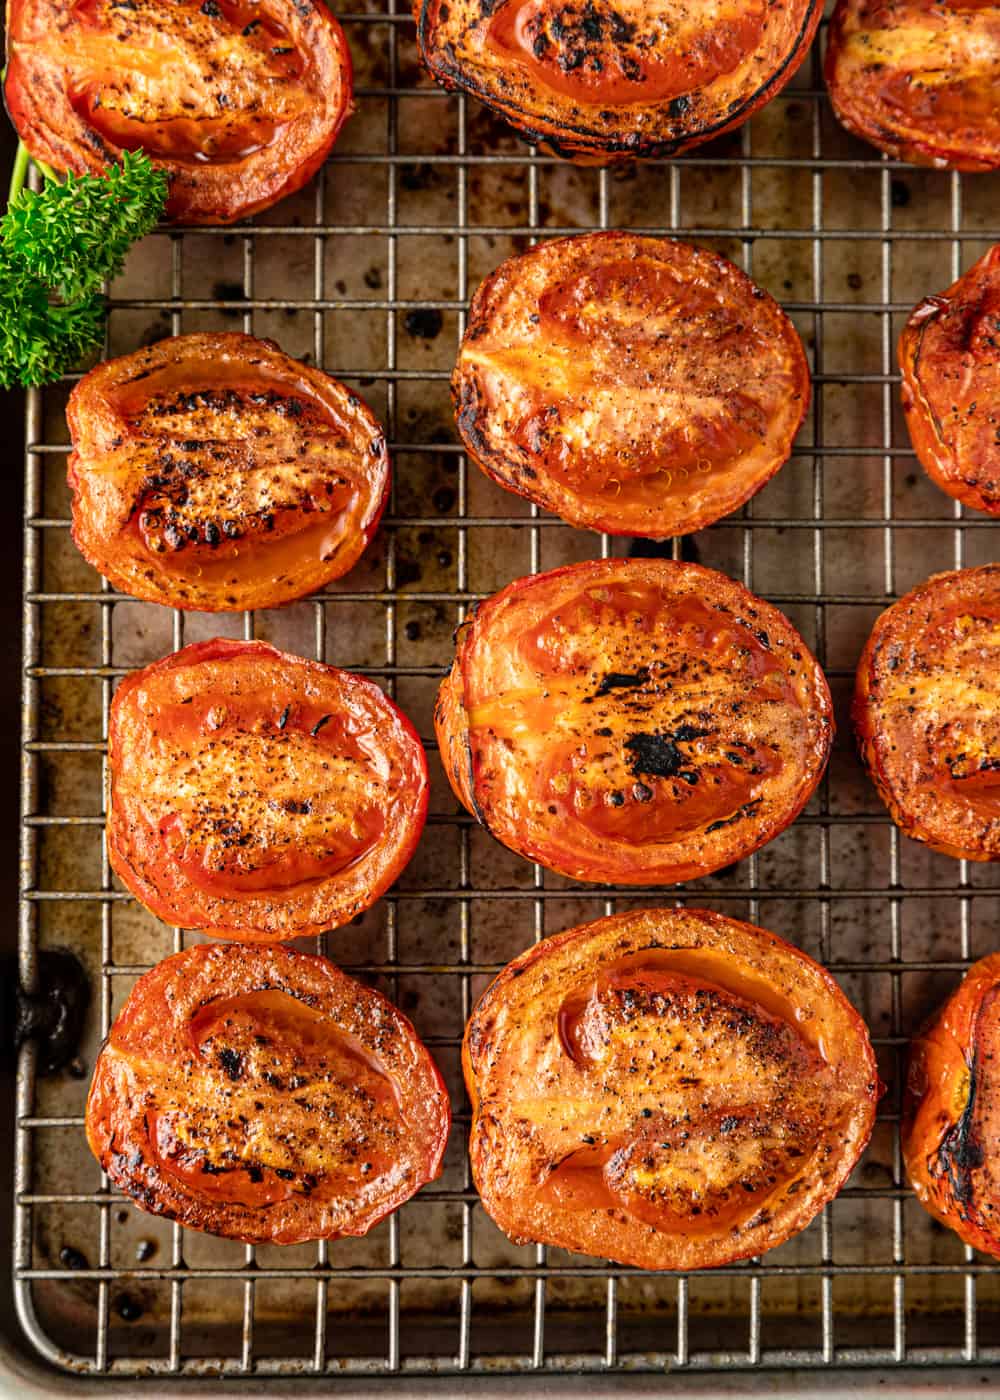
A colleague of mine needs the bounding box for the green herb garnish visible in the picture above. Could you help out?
[0,145,168,389]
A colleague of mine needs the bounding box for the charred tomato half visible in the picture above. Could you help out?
[903,954,1000,1257]
[453,233,810,538]
[5,0,353,222]
[854,565,1000,862]
[415,0,823,161]
[67,333,389,612]
[86,942,450,1244]
[108,639,428,939]
[825,0,1000,170]
[465,907,879,1269]
[435,557,833,885]
[898,247,1000,516]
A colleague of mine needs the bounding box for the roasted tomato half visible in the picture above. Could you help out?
[67,333,389,612]
[854,565,1000,862]
[416,0,822,162]
[825,0,1000,170]
[108,639,428,939]
[5,0,353,223]
[898,247,1000,517]
[465,907,879,1270]
[453,233,810,538]
[86,942,450,1244]
[903,954,1000,1257]
[435,558,833,885]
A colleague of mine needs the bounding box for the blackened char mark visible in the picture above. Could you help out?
[594,669,650,698]
[624,726,709,780]
[936,1034,988,1216]
[705,799,761,834]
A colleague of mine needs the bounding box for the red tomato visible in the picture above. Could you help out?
[453,233,810,538]
[435,558,833,885]
[465,907,880,1270]
[86,942,451,1244]
[67,333,389,612]
[108,639,428,939]
[854,565,1000,862]
[825,0,1000,170]
[898,247,1000,516]
[416,0,822,161]
[5,0,353,222]
[903,953,1000,1258]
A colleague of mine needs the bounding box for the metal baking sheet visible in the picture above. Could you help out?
[13,7,1000,1381]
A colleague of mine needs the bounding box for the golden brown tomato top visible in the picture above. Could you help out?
[435,557,833,885]
[825,0,1000,170]
[416,0,822,161]
[86,942,450,1244]
[5,0,353,222]
[903,953,1000,1257]
[454,233,810,538]
[854,565,1000,862]
[464,907,880,1270]
[67,333,388,612]
[899,247,1000,515]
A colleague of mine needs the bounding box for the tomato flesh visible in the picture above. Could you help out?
[464,908,879,1270]
[6,0,353,221]
[108,639,428,939]
[441,560,832,885]
[454,235,810,537]
[825,0,1000,169]
[61,0,307,162]
[899,247,1000,514]
[487,0,766,106]
[67,333,388,612]
[86,944,450,1243]
[854,567,1000,861]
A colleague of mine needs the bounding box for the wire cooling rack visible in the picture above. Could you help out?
[13,1,1000,1381]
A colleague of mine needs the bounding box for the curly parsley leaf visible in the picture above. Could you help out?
[0,149,168,389]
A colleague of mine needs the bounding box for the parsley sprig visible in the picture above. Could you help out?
[1,146,168,389]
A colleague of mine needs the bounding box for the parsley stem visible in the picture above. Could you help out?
[33,157,61,184]
[6,143,61,208]
[7,141,29,207]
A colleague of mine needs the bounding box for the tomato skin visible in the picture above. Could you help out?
[903,954,1000,1257]
[67,333,389,612]
[854,566,1000,862]
[453,233,810,538]
[5,0,353,223]
[108,639,428,939]
[86,942,450,1244]
[415,0,822,162]
[435,558,833,886]
[898,248,1000,516]
[825,0,1000,170]
[464,907,880,1270]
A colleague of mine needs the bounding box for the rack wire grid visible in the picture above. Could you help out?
[13,0,1000,1383]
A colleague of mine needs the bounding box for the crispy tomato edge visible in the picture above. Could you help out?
[414,0,823,162]
[451,232,812,537]
[462,907,881,1269]
[823,0,1000,173]
[435,558,835,885]
[106,638,430,939]
[65,332,391,611]
[853,565,1000,862]
[85,941,452,1244]
[3,0,355,223]
[898,248,1000,517]
[902,953,1000,1258]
